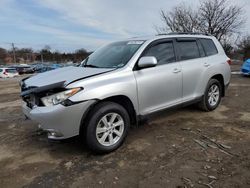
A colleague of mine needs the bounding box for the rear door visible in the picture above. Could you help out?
[175,38,207,102]
[134,39,182,115]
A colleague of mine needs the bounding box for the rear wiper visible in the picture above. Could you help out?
[83,64,100,68]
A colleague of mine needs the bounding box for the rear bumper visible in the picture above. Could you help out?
[22,100,96,140]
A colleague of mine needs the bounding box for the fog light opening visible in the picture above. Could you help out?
[47,130,63,138]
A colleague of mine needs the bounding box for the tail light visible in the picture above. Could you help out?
[227,59,232,65]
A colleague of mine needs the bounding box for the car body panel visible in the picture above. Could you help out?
[24,66,113,87]
[133,62,182,115]
[22,100,96,139]
[68,68,139,113]
[181,54,231,101]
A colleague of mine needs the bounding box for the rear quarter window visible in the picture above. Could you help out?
[0,69,2,72]
[200,39,218,56]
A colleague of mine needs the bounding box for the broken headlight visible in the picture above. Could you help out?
[41,87,82,107]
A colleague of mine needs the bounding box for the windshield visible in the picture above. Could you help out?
[82,40,144,68]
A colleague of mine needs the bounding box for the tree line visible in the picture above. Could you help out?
[0,45,91,65]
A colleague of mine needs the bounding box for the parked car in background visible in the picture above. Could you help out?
[9,65,35,74]
[36,66,55,73]
[50,64,63,69]
[20,33,231,153]
[241,59,250,76]
[31,63,45,73]
[0,68,19,78]
[30,63,64,73]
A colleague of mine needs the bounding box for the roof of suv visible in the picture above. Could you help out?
[129,33,215,42]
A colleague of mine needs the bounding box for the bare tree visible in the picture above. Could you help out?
[0,48,7,64]
[158,0,245,41]
[157,4,199,33]
[0,48,7,59]
[198,0,245,41]
[44,45,51,52]
[237,35,250,60]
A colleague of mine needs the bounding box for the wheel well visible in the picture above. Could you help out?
[101,95,137,125]
[211,74,225,97]
[82,95,137,130]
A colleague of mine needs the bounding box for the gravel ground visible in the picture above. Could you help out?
[0,65,250,188]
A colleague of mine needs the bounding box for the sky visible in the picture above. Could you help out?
[0,0,249,52]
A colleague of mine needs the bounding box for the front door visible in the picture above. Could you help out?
[133,39,182,115]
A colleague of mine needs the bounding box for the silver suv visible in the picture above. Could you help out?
[21,33,231,153]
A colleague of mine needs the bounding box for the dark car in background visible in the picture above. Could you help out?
[9,65,35,74]
[33,63,64,73]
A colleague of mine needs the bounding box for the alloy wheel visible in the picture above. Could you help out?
[96,113,124,147]
[208,84,220,106]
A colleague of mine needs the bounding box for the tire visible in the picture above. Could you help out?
[85,102,130,153]
[198,79,222,112]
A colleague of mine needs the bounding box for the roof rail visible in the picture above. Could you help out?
[157,32,212,36]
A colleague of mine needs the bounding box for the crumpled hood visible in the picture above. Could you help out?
[24,66,113,87]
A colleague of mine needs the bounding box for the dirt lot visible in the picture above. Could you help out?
[0,65,250,188]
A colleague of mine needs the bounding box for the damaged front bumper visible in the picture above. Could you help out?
[22,100,96,140]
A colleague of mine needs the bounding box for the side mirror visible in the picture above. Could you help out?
[138,56,157,69]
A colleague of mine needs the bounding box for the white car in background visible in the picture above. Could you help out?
[0,68,19,78]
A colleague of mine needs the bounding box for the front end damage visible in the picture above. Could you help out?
[20,80,95,139]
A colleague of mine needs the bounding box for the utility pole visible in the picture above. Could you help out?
[41,53,44,63]
[11,43,16,64]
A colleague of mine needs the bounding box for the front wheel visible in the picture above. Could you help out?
[198,79,222,111]
[85,102,130,153]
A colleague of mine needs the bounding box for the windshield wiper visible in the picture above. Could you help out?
[83,64,100,68]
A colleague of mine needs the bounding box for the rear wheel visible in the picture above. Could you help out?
[85,102,130,153]
[198,79,222,111]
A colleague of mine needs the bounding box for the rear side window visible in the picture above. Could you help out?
[200,39,218,56]
[177,41,200,60]
[6,69,17,73]
[143,42,175,65]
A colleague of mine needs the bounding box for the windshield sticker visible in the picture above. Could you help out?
[127,41,144,45]
[116,63,125,68]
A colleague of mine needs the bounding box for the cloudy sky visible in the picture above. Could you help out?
[0,0,249,52]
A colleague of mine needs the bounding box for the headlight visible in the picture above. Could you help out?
[41,87,82,107]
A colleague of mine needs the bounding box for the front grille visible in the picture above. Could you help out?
[23,94,43,108]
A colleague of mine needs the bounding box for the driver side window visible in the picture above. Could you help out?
[143,42,175,65]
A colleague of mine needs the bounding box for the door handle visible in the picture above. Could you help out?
[204,62,210,67]
[173,68,181,73]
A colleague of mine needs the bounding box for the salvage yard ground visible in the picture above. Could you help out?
[0,64,250,188]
